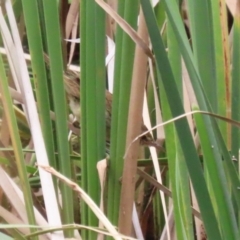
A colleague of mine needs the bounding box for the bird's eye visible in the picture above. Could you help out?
[73,96,80,102]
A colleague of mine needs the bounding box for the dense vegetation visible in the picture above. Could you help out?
[0,0,239,240]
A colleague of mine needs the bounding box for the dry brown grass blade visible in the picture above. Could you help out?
[65,0,79,64]
[95,0,154,60]
[183,81,194,136]
[124,109,240,166]
[137,168,201,220]
[67,13,79,65]
[0,206,31,235]
[39,165,126,240]
[118,8,148,235]
[0,166,28,224]
[65,0,79,39]
[96,159,107,240]
[149,60,165,140]
[226,0,238,15]
[127,110,240,156]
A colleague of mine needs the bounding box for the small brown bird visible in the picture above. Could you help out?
[43,53,160,148]
[63,69,159,148]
